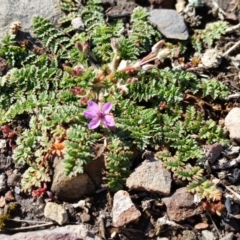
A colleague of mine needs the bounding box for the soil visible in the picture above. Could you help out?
[0,0,240,239]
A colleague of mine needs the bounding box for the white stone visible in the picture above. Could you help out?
[112,190,141,227]
[225,108,240,141]
[126,159,172,196]
[44,202,68,225]
[201,230,215,240]
[71,17,84,30]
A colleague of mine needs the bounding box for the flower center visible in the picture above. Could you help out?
[98,112,105,119]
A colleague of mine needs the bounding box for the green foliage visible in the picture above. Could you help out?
[127,68,199,105]
[105,137,133,191]
[191,21,228,52]
[0,34,29,67]
[200,78,230,100]
[32,16,73,59]
[64,124,102,176]
[129,7,162,53]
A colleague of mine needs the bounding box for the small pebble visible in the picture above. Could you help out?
[71,17,84,30]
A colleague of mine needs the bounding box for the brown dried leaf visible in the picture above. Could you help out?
[194,222,209,230]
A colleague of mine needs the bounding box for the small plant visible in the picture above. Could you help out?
[191,21,228,52]
[0,0,230,199]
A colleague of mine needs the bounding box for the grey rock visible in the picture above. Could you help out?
[112,190,141,227]
[182,230,197,240]
[200,230,215,240]
[149,9,189,40]
[0,174,7,193]
[126,159,172,196]
[7,172,21,187]
[204,143,223,163]
[224,146,240,157]
[0,139,7,149]
[225,108,240,141]
[162,187,202,222]
[44,202,68,225]
[0,224,101,240]
[0,0,64,40]
[51,157,95,201]
[220,232,234,240]
[71,17,84,30]
[84,155,105,187]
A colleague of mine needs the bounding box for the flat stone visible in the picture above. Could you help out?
[112,190,141,227]
[71,17,84,30]
[204,143,223,163]
[162,187,202,222]
[126,159,172,196]
[0,0,64,40]
[149,9,189,40]
[225,108,240,141]
[220,232,234,240]
[51,157,95,201]
[200,230,215,240]
[44,202,68,225]
[0,224,100,240]
[84,155,105,187]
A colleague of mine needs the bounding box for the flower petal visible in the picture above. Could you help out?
[84,109,97,119]
[89,118,101,129]
[102,102,112,114]
[103,114,115,127]
[88,100,100,113]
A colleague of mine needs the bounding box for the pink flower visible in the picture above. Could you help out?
[84,101,115,129]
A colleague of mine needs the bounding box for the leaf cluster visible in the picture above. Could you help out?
[191,21,228,52]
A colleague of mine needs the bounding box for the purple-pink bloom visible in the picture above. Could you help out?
[84,101,115,129]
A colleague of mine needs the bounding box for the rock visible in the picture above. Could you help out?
[80,212,91,223]
[200,230,215,240]
[71,17,84,30]
[44,202,68,225]
[220,232,234,240]
[0,139,7,149]
[162,187,202,222]
[51,157,95,201]
[225,108,240,141]
[149,9,189,40]
[112,190,141,227]
[0,224,100,240]
[0,174,7,193]
[7,172,21,187]
[201,49,222,68]
[224,146,240,157]
[181,230,197,240]
[204,143,223,163]
[84,155,105,187]
[126,159,172,196]
[0,0,64,40]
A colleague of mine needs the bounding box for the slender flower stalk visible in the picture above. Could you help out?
[84,101,115,129]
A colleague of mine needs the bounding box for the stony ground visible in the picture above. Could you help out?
[0,0,240,239]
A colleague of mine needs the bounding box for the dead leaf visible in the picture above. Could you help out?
[194,222,209,230]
